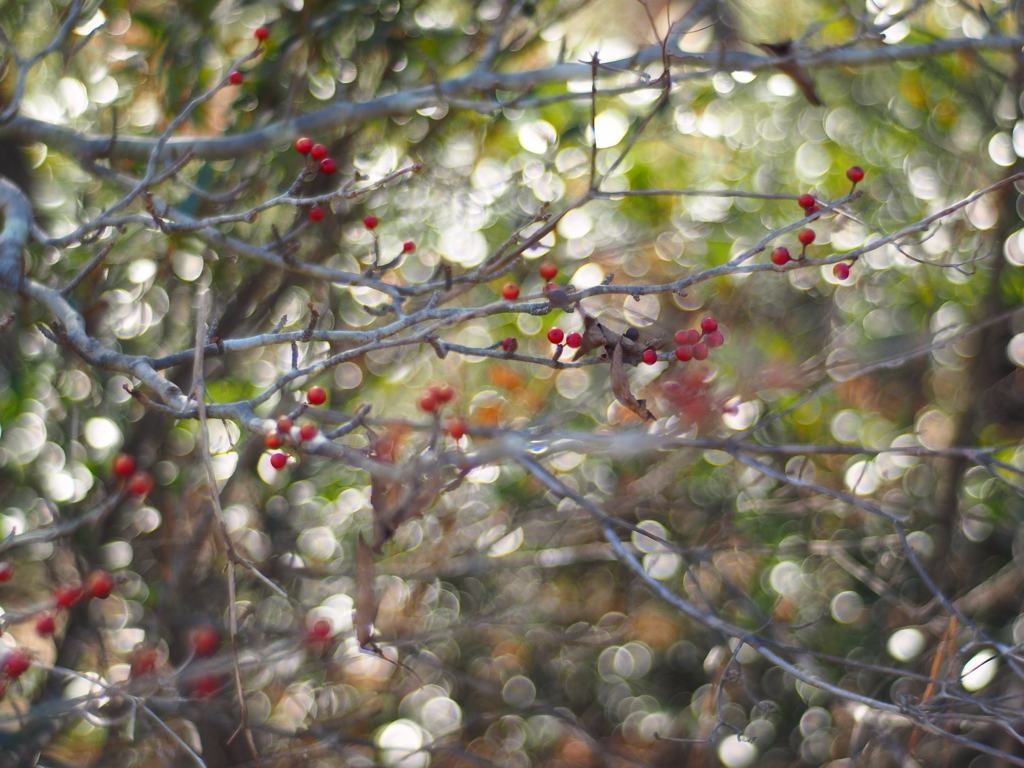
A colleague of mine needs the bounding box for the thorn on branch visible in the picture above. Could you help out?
[600,273,614,286]
[270,315,287,334]
[362,303,390,316]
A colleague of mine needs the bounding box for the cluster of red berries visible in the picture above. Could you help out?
[500,261,562,302]
[294,137,338,175]
[418,383,456,413]
[667,317,724,363]
[267,387,328,470]
[24,569,116,638]
[546,327,582,348]
[771,166,864,281]
[113,453,155,497]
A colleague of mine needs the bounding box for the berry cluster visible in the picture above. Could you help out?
[772,166,864,281]
[294,137,338,175]
[418,383,456,413]
[113,452,155,497]
[671,317,724,362]
[267,387,328,470]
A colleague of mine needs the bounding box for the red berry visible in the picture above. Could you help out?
[771,247,791,265]
[254,26,269,41]
[307,618,332,642]
[130,645,158,677]
[266,432,282,449]
[192,674,221,699]
[307,386,327,406]
[675,345,693,362]
[3,650,31,679]
[833,262,851,280]
[501,337,516,352]
[565,332,582,348]
[310,144,327,160]
[542,282,558,292]
[299,422,318,441]
[418,393,437,412]
[673,330,688,345]
[308,207,324,222]
[448,418,468,440]
[228,71,243,85]
[320,158,337,174]
[129,471,154,497]
[547,328,564,344]
[797,193,815,209]
[277,416,294,433]
[501,282,520,300]
[846,165,865,183]
[798,228,815,246]
[270,452,288,470]
[692,342,709,360]
[700,317,718,333]
[705,330,725,348]
[55,584,84,609]
[402,240,416,253]
[36,614,55,635]
[686,329,701,345]
[113,453,136,478]
[539,262,558,280]
[192,626,220,657]
[295,137,313,154]
[806,205,821,217]
[642,349,657,365]
[87,570,114,599]
[0,563,12,582]
[429,383,455,403]
[363,215,379,230]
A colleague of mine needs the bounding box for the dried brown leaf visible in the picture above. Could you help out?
[354,535,378,650]
[609,341,656,421]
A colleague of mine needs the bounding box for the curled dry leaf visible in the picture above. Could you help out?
[354,535,379,650]
[610,341,657,421]
[572,304,663,361]
[370,465,444,552]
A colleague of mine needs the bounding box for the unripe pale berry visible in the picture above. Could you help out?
[270,452,288,470]
[402,241,416,253]
[547,328,564,344]
[675,345,693,361]
[833,262,851,280]
[846,165,865,183]
[254,26,269,41]
[129,471,154,497]
[36,614,55,635]
[228,71,243,85]
[501,283,520,300]
[307,386,327,406]
[700,317,718,333]
[319,158,337,174]
[309,207,324,222]
[565,332,582,348]
[642,349,657,365]
[299,422,318,441]
[295,137,312,154]
[705,330,725,348]
[363,215,379,230]
[797,193,815,209]
[113,453,136,478]
[310,144,327,160]
[771,247,791,265]
[798,228,816,246]
[87,570,114,599]
[539,262,558,280]
[448,418,468,440]
[692,342,709,360]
